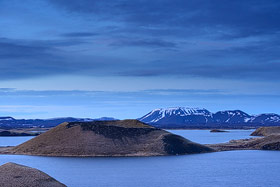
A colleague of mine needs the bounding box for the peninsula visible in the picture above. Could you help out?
[208,127,280,151]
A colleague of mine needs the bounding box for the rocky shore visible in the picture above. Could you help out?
[208,127,280,151]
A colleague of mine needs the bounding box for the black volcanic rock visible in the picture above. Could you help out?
[0,162,66,187]
[163,134,210,154]
[8,120,213,157]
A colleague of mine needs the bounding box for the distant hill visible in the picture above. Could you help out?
[7,120,213,156]
[0,130,39,136]
[139,107,280,129]
[251,126,280,136]
[0,117,118,129]
[208,134,280,151]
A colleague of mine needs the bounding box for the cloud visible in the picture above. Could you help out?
[118,64,280,80]
[60,32,98,38]
[47,0,280,39]
[0,38,99,80]
[1,35,280,81]
[110,38,177,48]
[0,39,53,59]
[0,0,279,82]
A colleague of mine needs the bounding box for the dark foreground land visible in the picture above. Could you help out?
[0,162,66,187]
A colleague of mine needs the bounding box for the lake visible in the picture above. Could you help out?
[0,129,279,187]
[0,136,34,146]
[167,129,255,144]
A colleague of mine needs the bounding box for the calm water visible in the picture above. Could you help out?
[0,136,34,146]
[0,130,279,187]
[167,129,255,144]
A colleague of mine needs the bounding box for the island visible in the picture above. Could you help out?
[0,162,66,187]
[210,129,229,133]
[1,120,213,157]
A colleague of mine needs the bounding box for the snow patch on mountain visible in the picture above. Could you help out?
[0,117,15,121]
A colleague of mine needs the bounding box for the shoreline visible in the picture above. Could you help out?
[165,128,256,130]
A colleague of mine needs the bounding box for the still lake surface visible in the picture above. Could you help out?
[0,129,279,187]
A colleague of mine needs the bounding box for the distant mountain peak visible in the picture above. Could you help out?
[139,107,280,128]
[152,106,206,110]
[249,113,280,123]
[139,107,212,125]
[150,107,210,115]
[0,117,15,121]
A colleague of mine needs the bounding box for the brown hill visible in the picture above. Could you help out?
[251,126,280,136]
[208,134,280,151]
[8,120,213,156]
[0,162,66,187]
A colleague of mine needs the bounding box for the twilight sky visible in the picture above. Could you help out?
[0,0,280,118]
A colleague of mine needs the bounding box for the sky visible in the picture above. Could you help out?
[0,0,280,119]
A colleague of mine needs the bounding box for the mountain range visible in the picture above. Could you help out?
[0,117,118,129]
[1,107,280,129]
[138,107,280,129]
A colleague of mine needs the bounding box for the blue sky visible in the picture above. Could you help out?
[0,0,280,118]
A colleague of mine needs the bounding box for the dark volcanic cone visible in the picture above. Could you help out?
[9,120,213,156]
[0,162,66,187]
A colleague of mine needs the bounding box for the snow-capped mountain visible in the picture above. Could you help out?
[213,110,251,124]
[139,107,213,126]
[139,107,280,128]
[249,114,280,124]
[0,117,15,121]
